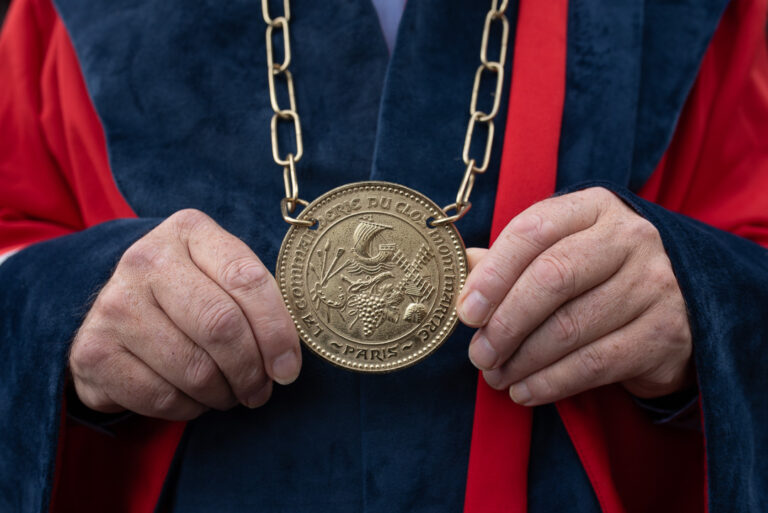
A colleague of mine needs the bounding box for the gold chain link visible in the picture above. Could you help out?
[262,0,312,226]
[432,2,510,226]
[261,1,510,227]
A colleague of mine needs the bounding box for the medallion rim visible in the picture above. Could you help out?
[276,180,467,373]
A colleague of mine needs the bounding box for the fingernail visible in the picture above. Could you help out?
[272,350,300,385]
[509,382,532,405]
[468,335,497,370]
[459,290,492,326]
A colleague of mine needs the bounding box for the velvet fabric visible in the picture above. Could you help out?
[527,405,601,513]
[0,0,761,511]
[49,0,518,511]
[593,181,768,512]
[0,219,161,512]
[557,0,730,190]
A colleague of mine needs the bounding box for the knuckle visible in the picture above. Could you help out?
[528,372,557,401]
[149,387,183,415]
[73,379,119,413]
[477,259,509,290]
[670,310,692,343]
[584,186,615,207]
[645,258,675,291]
[85,391,117,413]
[70,334,113,375]
[652,366,684,390]
[505,212,556,248]
[197,298,246,344]
[530,254,576,297]
[578,345,607,379]
[220,257,271,294]
[650,304,691,345]
[487,312,522,345]
[258,315,297,349]
[184,353,220,394]
[93,286,129,320]
[169,208,211,233]
[549,306,581,346]
[482,368,506,390]
[121,240,168,271]
[628,217,658,243]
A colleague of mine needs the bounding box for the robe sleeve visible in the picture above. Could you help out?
[0,2,162,511]
[572,3,768,507]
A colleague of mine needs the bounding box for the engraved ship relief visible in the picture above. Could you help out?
[309,215,435,339]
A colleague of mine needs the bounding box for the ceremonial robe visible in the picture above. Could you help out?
[1,0,767,512]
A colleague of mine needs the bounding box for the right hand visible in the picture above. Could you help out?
[69,209,301,421]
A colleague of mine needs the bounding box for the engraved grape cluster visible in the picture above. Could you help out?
[355,292,387,337]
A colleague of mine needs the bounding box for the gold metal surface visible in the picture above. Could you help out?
[261,1,512,370]
[452,3,511,221]
[262,1,305,225]
[260,0,511,229]
[261,0,290,25]
[277,182,467,372]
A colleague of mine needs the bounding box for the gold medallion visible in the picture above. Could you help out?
[276,182,467,372]
[263,1,510,371]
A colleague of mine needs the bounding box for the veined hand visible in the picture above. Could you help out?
[458,187,694,405]
[69,209,301,420]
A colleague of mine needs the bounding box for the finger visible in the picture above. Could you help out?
[180,211,301,386]
[140,247,269,408]
[70,321,127,414]
[458,189,609,328]
[92,347,208,421]
[481,265,652,390]
[466,247,488,271]
[72,378,125,415]
[119,303,238,410]
[468,223,631,370]
[506,317,649,406]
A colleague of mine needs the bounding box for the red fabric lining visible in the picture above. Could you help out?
[466,0,768,512]
[2,0,767,510]
[0,1,185,512]
[463,0,568,511]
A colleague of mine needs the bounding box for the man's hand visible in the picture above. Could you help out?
[69,209,301,421]
[457,187,694,405]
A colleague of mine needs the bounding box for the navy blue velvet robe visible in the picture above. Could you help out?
[1,1,767,512]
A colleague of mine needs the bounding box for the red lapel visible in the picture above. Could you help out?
[464,0,567,511]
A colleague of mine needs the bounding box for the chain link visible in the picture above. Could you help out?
[261,1,510,228]
[270,109,303,165]
[432,1,510,227]
[262,0,310,226]
[261,0,290,25]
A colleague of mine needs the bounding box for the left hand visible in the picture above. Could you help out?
[457,187,694,406]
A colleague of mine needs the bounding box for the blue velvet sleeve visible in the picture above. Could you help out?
[632,388,701,430]
[0,218,161,513]
[577,182,768,511]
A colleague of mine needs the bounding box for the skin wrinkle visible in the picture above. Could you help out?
[484,261,649,390]
[459,187,694,406]
[69,210,299,418]
[472,218,633,368]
